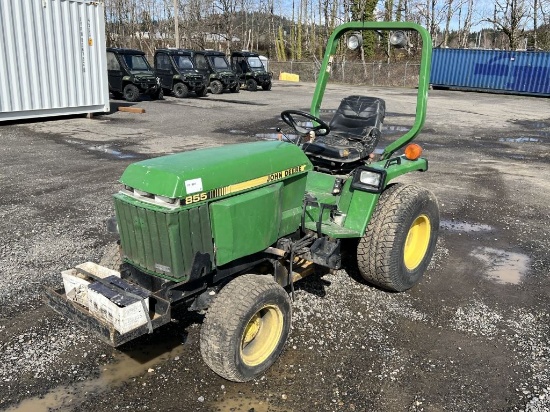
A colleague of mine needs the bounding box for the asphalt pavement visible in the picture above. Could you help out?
[1,81,549,412]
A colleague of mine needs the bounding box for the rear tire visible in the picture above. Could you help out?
[357,184,439,292]
[123,84,140,102]
[246,78,258,91]
[173,82,189,98]
[210,80,224,94]
[200,275,291,382]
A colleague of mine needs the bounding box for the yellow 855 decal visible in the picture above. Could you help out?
[184,192,208,205]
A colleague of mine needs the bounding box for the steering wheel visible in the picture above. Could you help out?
[280,110,330,136]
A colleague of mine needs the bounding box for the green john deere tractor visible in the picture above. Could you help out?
[46,21,438,382]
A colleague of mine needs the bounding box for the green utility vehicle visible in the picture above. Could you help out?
[194,50,240,94]
[154,49,208,98]
[47,22,438,382]
[107,48,162,102]
[231,50,272,91]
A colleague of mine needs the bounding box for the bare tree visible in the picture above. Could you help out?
[484,0,530,49]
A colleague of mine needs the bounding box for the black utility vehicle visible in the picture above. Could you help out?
[194,50,240,94]
[154,49,207,98]
[107,48,162,102]
[231,51,272,91]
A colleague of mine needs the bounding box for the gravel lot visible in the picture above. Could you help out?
[1,81,549,412]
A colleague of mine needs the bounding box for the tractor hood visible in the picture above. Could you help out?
[119,141,313,200]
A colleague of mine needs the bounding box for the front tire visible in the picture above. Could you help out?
[123,84,140,102]
[246,78,258,91]
[200,275,291,382]
[173,82,189,98]
[357,184,439,292]
[261,81,272,91]
[209,80,224,94]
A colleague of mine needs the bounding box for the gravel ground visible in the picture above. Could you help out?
[0,82,549,411]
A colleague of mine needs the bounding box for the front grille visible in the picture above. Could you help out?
[114,196,214,281]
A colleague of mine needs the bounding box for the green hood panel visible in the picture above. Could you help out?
[120,141,313,199]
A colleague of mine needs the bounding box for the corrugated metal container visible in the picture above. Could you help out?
[431,48,550,96]
[0,0,109,122]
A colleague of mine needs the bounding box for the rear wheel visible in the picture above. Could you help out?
[200,274,291,382]
[123,84,140,102]
[246,78,258,91]
[357,184,439,292]
[173,82,189,98]
[209,80,224,94]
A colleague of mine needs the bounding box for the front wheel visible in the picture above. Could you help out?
[246,78,258,91]
[123,84,140,102]
[357,184,439,292]
[200,274,291,382]
[209,80,224,94]
[173,82,189,98]
[261,81,272,91]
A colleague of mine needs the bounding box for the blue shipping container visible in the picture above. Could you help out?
[431,48,550,96]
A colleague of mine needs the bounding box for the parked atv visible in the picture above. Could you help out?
[154,49,207,98]
[107,48,162,102]
[47,21,437,383]
[194,50,240,94]
[231,51,272,91]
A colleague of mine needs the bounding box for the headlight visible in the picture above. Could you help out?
[390,30,409,49]
[351,167,386,193]
[347,33,363,50]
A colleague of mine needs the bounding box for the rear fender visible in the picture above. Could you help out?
[338,157,428,235]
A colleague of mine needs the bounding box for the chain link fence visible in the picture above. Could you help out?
[269,61,421,88]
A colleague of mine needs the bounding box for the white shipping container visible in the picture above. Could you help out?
[0,0,109,121]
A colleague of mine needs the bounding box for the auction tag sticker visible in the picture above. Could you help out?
[185,178,203,194]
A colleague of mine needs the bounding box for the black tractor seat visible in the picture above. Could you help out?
[303,96,386,169]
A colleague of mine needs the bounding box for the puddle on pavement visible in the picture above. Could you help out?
[211,394,288,412]
[5,334,188,412]
[513,120,550,132]
[256,132,300,142]
[441,219,493,233]
[91,144,138,158]
[64,139,137,159]
[470,246,530,285]
[384,125,410,134]
[499,137,542,143]
[212,397,270,412]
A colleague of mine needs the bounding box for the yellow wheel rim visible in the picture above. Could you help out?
[240,305,284,367]
[404,214,431,271]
